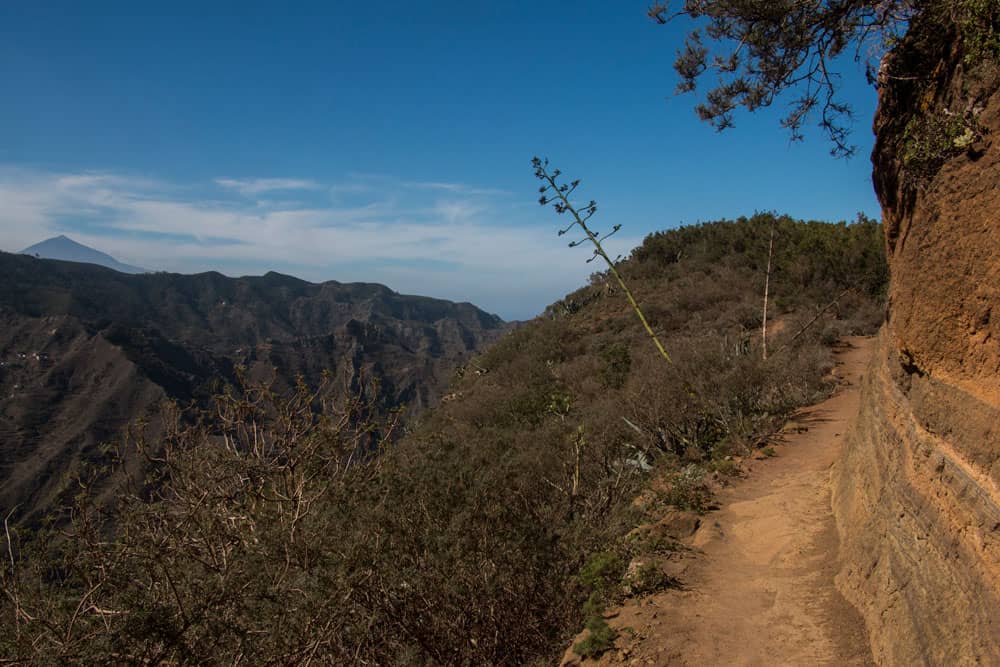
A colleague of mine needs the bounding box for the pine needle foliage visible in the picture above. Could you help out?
[649,1,998,157]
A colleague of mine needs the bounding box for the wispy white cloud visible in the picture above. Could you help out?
[329,182,375,197]
[406,180,510,196]
[215,177,320,196]
[0,167,639,319]
[432,199,485,223]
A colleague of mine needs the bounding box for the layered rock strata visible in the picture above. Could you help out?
[834,18,1000,664]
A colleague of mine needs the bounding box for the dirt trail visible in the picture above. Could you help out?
[565,336,875,666]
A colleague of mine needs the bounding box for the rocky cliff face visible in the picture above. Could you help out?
[833,16,1000,665]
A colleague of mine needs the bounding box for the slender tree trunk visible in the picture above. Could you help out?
[778,287,854,351]
[762,222,775,360]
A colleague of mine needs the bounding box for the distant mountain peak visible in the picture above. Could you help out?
[21,235,148,274]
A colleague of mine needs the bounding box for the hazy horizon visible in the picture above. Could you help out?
[0,2,881,320]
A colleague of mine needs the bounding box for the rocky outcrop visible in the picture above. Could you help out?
[833,16,1000,664]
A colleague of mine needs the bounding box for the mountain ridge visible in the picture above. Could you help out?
[20,235,148,274]
[0,251,506,524]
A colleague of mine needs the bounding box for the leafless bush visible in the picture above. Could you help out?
[1,373,400,665]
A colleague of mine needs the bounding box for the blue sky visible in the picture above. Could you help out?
[0,1,881,320]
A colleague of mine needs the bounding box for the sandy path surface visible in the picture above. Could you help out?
[565,337,875,666]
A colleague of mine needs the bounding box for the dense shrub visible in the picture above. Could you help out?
[1,214,888,665]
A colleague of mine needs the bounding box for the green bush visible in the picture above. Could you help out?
[579,551,625,592]
[902,111,981,184]
[624,562,676,596]
[659,465,714,513]
[573,616,618,658]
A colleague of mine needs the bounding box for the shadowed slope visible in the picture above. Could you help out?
[0,251,506,524]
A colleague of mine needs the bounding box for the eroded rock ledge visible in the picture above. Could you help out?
[833,331,1000,665]
[833,14,1000,663]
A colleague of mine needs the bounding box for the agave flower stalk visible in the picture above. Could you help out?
[762,219,775,360]
[532,157,671,364]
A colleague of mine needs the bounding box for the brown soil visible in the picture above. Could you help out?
[563,337,875,666]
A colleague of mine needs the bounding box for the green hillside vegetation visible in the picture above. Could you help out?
[1,213,887,665]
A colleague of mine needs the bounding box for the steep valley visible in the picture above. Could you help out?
[3,3,999,665]
[0,213,890,665]
[0,252,506,524]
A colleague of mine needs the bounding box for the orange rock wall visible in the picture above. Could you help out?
[884,77,1000,419]
[833,332,1000,664]
[834,32,1000,664]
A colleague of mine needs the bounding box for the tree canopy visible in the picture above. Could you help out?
[650,1,998,157]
